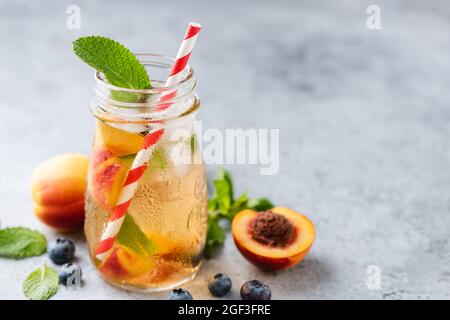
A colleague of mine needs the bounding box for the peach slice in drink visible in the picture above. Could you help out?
[99,245,155,280]
[99,215,157,280]
[94,120,144,156]
[89,147,132,211]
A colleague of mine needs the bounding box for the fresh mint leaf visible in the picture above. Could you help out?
[205,215,226,259]
[208,198,218,212]
[213,169,234,214]
[73,36,151,90]
[217,169,234,201]
[23,266,59,300]
[0,227,46,259]
[248,198,274,212]
[117,215,156,256]
[214,180,232,213]
[229,192,249,219]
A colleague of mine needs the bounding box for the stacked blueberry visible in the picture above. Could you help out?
[48,238,82,286]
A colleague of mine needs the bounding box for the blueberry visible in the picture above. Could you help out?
[208,273,232,297]
[166,288,193,300]
[58,263,82,286]
[48,238,75,265]
[240,280,271,300]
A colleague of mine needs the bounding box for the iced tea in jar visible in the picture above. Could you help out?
[84,54,207,292]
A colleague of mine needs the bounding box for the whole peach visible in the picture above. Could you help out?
[30,153,89,231]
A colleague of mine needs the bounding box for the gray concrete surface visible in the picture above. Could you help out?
[1,0,450,299]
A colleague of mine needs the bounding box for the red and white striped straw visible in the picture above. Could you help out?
[95,22,202,262]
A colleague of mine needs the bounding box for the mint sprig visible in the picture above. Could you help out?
[117,215,156,256]
[247,198,274,212]
[23,266,59,300]
[73,36,151,90]
[205,215,226,258]
[0,227,47,259]
[205,169,274,258]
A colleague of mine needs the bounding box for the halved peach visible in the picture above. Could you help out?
[232,207,315,271]
[99,246,154,280]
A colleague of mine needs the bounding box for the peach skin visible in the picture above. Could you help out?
[31,153,89,231]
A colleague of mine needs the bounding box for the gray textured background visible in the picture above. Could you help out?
[1,0,450,299]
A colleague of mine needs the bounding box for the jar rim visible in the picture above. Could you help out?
[91,53,199,124]
[94,53,195,95]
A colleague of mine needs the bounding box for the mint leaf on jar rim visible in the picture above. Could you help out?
[0,227,47,259]
[73,36,151,90]
[23,266,59,300]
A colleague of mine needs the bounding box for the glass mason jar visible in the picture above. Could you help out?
[84,54,208,292]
